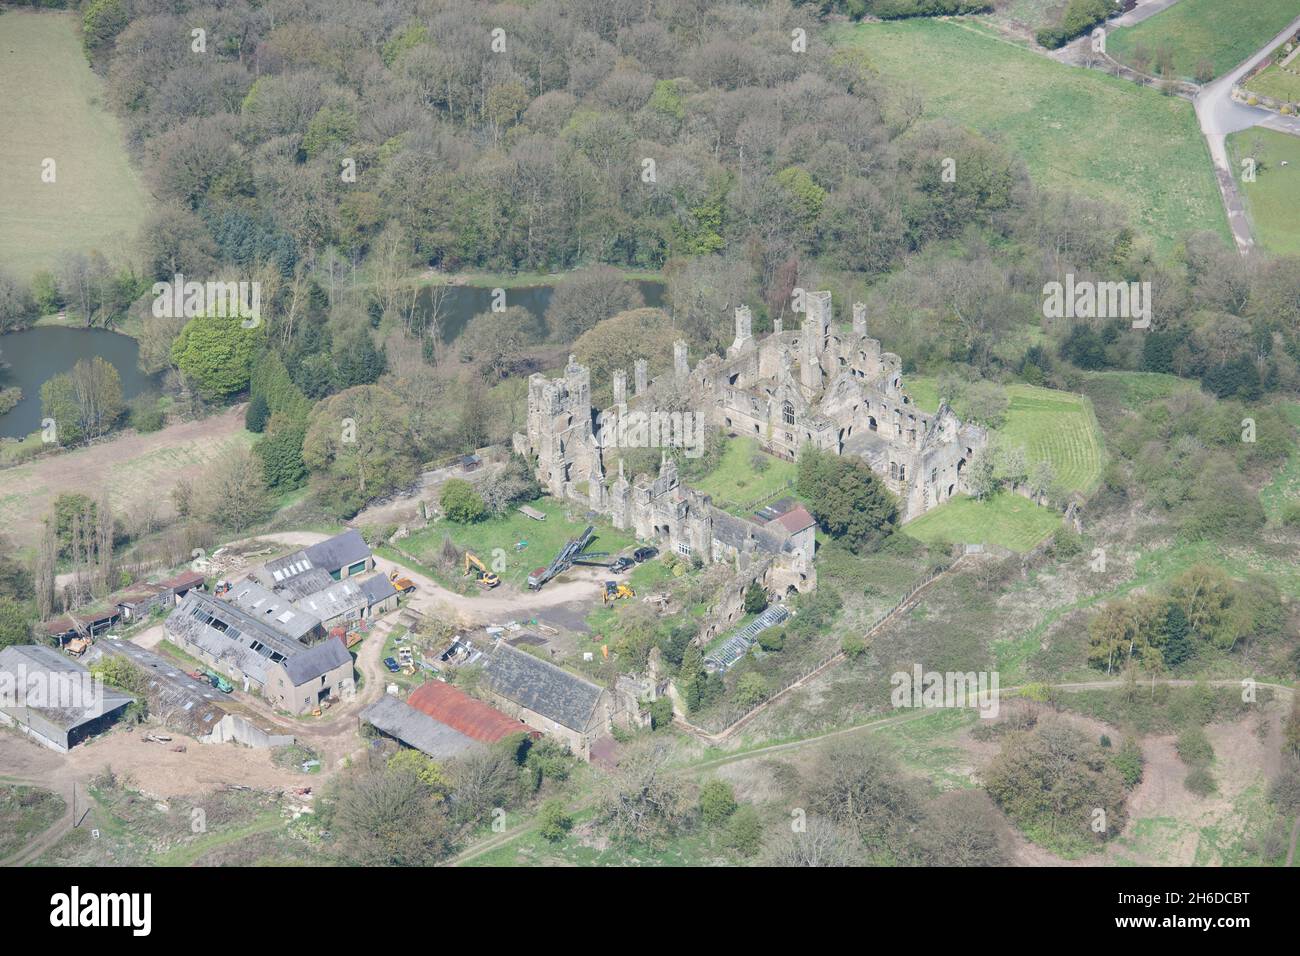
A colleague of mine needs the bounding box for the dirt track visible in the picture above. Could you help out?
[252,531,606,626]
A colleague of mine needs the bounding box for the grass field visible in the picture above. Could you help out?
[0,9,149,279]
[690,437,799,515]
[402,497,637,590]
[903,492,1061,551]
[1227,128,1300,256]
[999,384,1105,494]
[1107,0,1299,82]
[831,18,1229,253]
[1244,61,1300,102]
[888,379,1104,494]
[1081,369,1196,411]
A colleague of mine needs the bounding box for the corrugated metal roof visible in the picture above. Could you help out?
[158,570,205,590]
[362,695,482,760]
[0,645,135,731]
[227,580,320,641]
[407,681,534,744]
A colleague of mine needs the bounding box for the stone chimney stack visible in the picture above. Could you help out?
[730,305,753,353]
[634,358,647,396]
[673,339,689,381]
[852,302,868,338]
[612,369,627,406]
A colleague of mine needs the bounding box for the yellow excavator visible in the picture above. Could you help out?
[464,552,500,589]
[603,580,636,604]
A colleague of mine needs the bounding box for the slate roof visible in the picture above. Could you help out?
[259,530,370,590]
[362,695,482,760]
[227,580,321,642]
[481,642,604,732]
[281,637,352,687]
[711,507,788,555]
[305,529,370,574]
[359,574,397,606]
[407,681,533,744]
[0,645,135,731]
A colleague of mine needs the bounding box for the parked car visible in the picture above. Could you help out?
[633,546,659,562]
[609,556,634,573]
[383,657,400,673]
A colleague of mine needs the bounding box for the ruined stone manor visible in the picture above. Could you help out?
[514,291,987,596]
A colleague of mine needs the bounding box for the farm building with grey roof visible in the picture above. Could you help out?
[479,641,613,760]
[0,645,134,752]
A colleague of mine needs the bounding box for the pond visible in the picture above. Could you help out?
[0,326,157,439]
[0,278,668,438]
[415,279,665,342]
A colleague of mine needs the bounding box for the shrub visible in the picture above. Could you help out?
[1175,726,1214,767]
[1110,738,1145,788]
[648,697,674,730]
[537,799,573,842]
[440,479,486,523]
[743,580,769,615]
[129,394,165,433]
[1036,0,1113,49]
[1184,765,1217,797]
[699,779,738,826]
[727,804,763,857]
[734,672,769,709]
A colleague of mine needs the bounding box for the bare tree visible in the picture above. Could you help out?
[597,741,694,847]
[763,816,861,867]
[34,520,56,622]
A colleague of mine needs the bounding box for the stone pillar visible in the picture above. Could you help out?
[673,339,689,381]
[612,369,627,406]
[774,317,783,335]
[634,358,647,396]
[852,302,868,338]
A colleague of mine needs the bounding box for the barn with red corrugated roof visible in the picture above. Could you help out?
[407,681,539,745]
